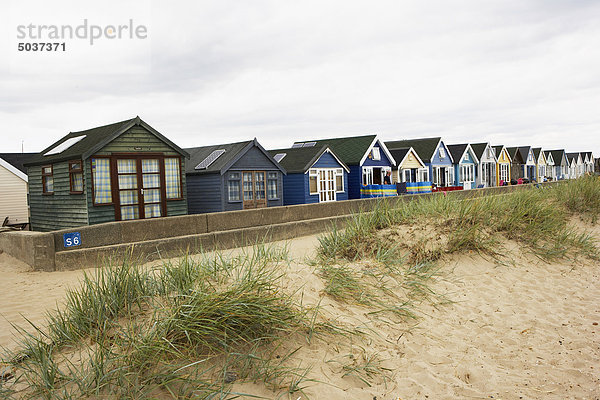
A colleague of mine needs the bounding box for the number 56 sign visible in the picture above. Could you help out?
[63,232,82,248]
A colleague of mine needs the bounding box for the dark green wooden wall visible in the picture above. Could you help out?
[28,161,89,232]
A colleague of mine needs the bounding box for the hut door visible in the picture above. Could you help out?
[242,171,267,209]
[115,157,164,220]
[318,169,336,202]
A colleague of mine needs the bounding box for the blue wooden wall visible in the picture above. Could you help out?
[187,174,222,214]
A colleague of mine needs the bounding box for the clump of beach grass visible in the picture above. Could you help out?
[1,244,329,399]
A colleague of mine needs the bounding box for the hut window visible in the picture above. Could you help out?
[362,167,373,185]
[309,169,318,194]
[69,160,84,193]
[267,172,278,200]
[335,169,344,192]
[164,157,182,199]
[371,147,381,161]
[418,168,429,182]
[228,172,241,202]
[42,165,54,194]
[439,148,446,159]
[91,158,112,204]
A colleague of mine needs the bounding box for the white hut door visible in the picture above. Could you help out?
[318,169,336,202]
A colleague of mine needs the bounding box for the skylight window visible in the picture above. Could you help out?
[291,143,304,148]
[273,153,286,162]
[195,149,226,170]
[303,142,316,147]
[44,135,86,156]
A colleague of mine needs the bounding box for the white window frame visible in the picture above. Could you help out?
[439,148,446,159]
[500,164,509,182]
[418,168,429,182]
[309,169,319,194]
[335,168,345,193]
[371,147,381,161]
[362,167,373,185]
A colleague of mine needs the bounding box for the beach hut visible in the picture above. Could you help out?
[582,152,595,174]
[0,153,35,226]
[185,139,285,214]
[471,143,497,188]
[447,144,478,190]
[385,137,455,188]
[291,135,396,199]
[548,150,568,180]
[543,151,555,180]
[24,117,189,232]
[267,145,348,205]
[492,145,511,186]
[388,147,428,183]
[532,148,547,182]
[566,153,581,179]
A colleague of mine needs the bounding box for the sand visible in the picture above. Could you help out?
[1,228,599,399]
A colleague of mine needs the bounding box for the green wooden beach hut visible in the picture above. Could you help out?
[25,117,189,231]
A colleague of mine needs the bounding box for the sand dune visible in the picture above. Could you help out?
[1,227,599,399]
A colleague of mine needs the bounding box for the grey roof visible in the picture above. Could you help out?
[267,145,349,174]
[517,146,532,163]
[185,138,285,175]
[0,153,37,173]
[470,143,489,160]
[505,147,523,163]
[385,137,445,163]
[566,152,580,163]
[388,148,410,166]
[549,150,567,165]
[446,144,468,164]
[25,116,189,166]
[532,147,543,161]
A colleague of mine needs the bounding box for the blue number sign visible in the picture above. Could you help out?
[63,232,82,248]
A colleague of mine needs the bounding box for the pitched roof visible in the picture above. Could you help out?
[185,139,285,175]
[267,145,349,174]
[517,146,531,163]
[291,134,381,166]
[548,150,566,165]
[532,147,543,161]
[446,144,468,164]
[470,143,489,160]
[385,137,443,163]
[388,147,425,168]
[566,152,580,163]
[0,153,37,173]
[25,117,189,166]
[505,147,523,163]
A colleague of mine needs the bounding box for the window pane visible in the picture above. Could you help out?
[117,159,136,173]
[228,180,240,201]
[72,172,83,192]
[121,206,139,220]
[309,175,317,194]
[70,161,81,171]
[143,173,160,188]
[165,158,181,199]
[92,158,112,204]
[142,159,159,173]
[267,174,278,200]
[230,172,240,180]
[336,174,343,192]
[44,176,54,192]
[120,190,138,205]
[243,172,253,200]
[144,204,162,218]
[118,175,137,189]
[143,188,161,203]
[255,172,265,199]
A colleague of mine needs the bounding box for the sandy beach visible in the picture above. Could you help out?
[1,227,599,399]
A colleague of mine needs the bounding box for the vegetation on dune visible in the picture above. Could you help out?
[2,177,599,399]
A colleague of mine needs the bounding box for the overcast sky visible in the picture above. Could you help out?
[1,0,599,156]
